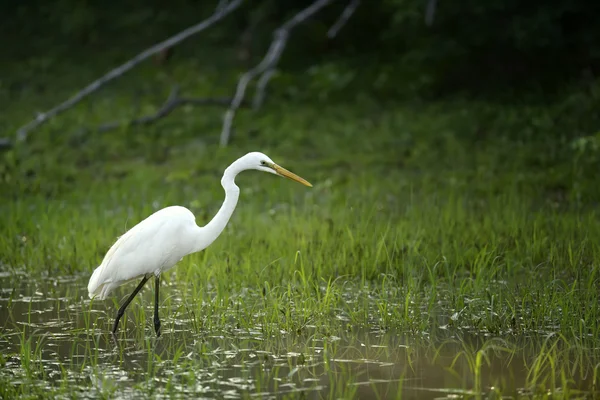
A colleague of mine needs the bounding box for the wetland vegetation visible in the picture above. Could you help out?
[2,0,600,398]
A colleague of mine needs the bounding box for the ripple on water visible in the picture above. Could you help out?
[0,275,597,399]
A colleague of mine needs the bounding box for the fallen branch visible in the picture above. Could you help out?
[215,0,228,13]
[93,86,247,133]
[220,0,335,147]
[0,138,11,150]
[327,0,360,38]
[252,68,276,110]
[425,0,437,26]
[251,0,361,111]
[14,0,244,143]
[96,86,180,133]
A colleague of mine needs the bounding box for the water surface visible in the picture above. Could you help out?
[0,274,594,398]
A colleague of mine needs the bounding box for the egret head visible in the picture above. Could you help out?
[239,152,312,187]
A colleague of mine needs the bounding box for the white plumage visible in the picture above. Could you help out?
[88,206,199,300]
[87,152,312,336]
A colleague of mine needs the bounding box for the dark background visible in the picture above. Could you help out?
[2,0,599,98]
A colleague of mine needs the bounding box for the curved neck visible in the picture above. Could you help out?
[195,168,240,251]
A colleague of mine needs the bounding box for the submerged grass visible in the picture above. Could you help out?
[1,48,600,397]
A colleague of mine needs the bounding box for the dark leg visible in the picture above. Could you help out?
[154,275,161,337]
[112,275,149,335]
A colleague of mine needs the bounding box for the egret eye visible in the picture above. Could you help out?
[261,161,267,166]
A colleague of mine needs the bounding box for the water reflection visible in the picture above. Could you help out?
[0,275,595,399]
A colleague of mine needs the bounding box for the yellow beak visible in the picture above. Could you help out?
[272,163,312,187]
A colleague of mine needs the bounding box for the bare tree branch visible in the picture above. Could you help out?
[425,0,437,26]
[215,0,229,14]
[14,0,244,143]
[96,86,181,133]
[93,87,248,133]
[252,0,361,112]
[220,31,287,147]
[252,68,276,110]
[247,32,287,112]
[0,138,11,150]
[327,0,360,38]
[220,0,335,147]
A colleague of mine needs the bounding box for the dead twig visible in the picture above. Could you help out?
[96,86,181,132]
[94,86,247,133]
[14,0,244,143]
[327,0,360,38]
[252,68,277,110]
[220,0,335,147]
[215,0,229,14]
[0,138,11,150]
[425,0,437,26]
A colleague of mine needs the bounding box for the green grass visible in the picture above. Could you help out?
[2,47,600,398]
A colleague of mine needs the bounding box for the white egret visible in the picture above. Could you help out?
[88,151,312,337]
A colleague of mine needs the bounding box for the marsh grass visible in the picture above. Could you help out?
[2,47,600,397]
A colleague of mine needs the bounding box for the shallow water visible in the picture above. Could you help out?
[0,275,595,399]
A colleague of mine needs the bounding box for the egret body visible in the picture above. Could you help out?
[88,152,312,336]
